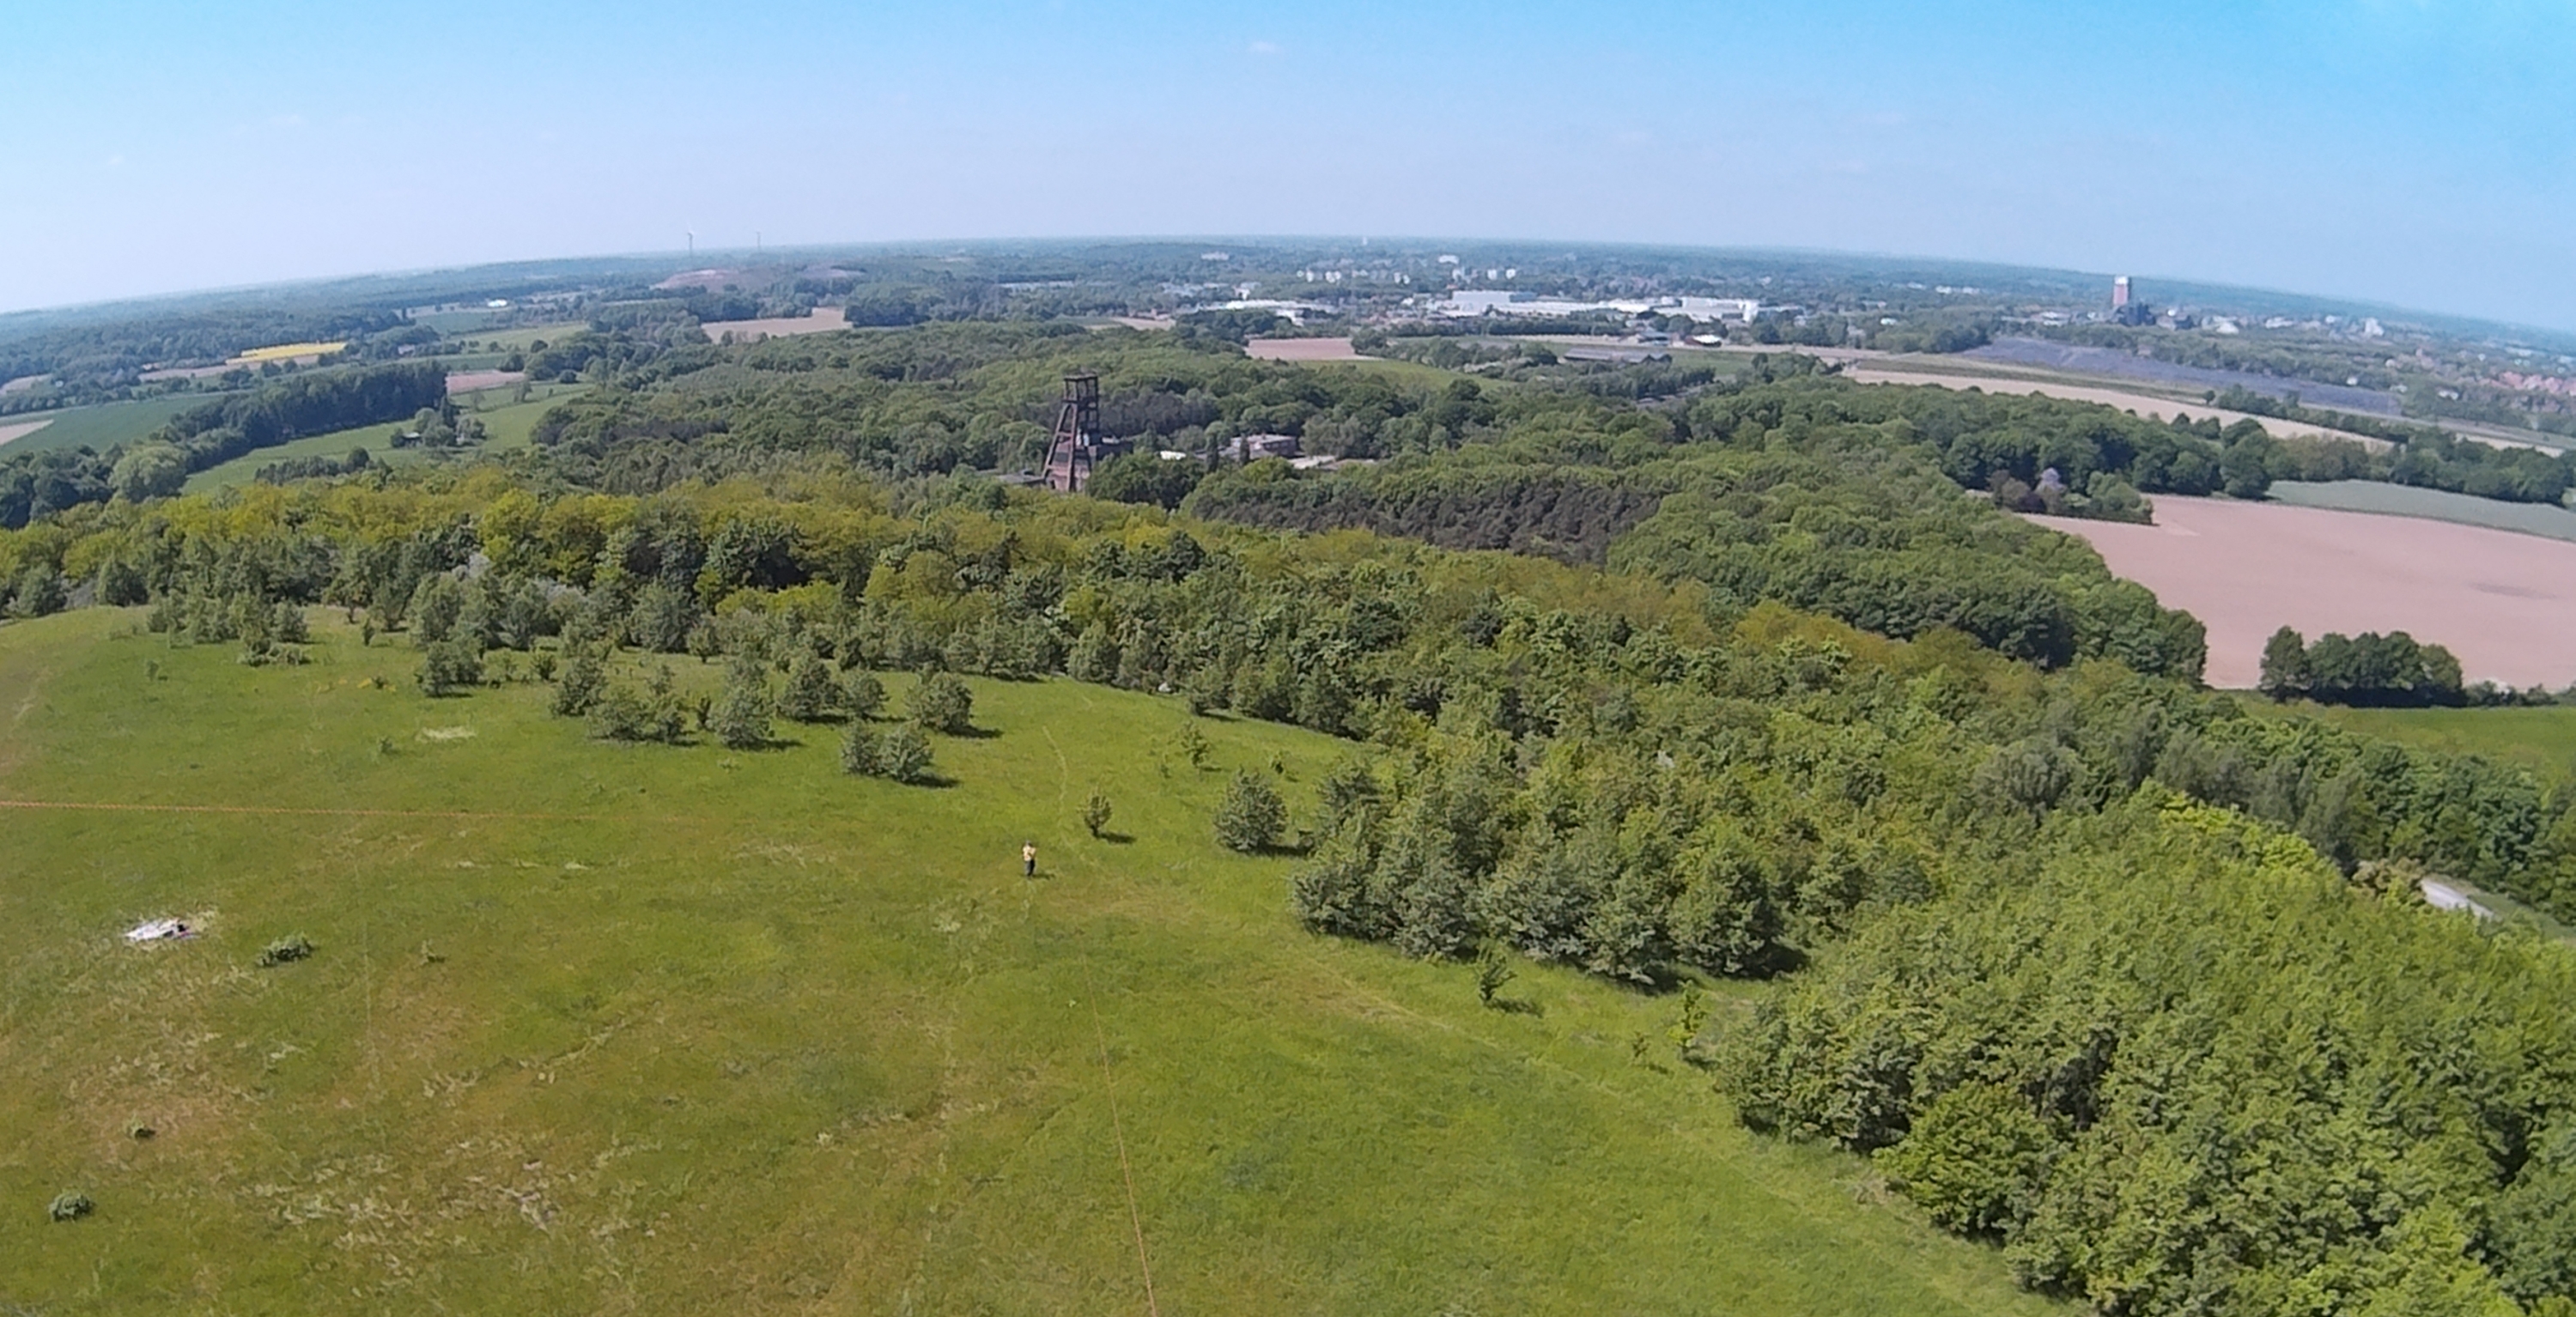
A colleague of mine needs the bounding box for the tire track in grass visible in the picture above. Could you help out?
[0,798,727,825]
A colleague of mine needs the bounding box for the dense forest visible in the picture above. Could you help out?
[7,312,2576,1315]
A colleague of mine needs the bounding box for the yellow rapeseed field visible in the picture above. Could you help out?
[229,340,347,363]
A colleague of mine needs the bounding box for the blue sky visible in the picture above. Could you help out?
[4,1,2573,331]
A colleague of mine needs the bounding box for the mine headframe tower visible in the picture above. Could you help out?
[1042,372,1119,492]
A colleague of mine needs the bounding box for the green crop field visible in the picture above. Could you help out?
[0,606,2056,1315]
[1329,357,1464,386]
[181,388,586,494]
[2268,479,2576,543]
[1,394,226,458]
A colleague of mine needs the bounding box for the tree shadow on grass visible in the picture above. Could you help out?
[1091,830,1136,845]
[945,725,1001,741]
[1485,996,1545,1017]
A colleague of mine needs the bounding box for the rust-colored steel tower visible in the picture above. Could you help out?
[1042,373,1105,492]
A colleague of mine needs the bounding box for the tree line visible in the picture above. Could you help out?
[2260,625,2468,707]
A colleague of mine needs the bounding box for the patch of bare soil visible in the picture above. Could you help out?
[444,371,526,394]
[1246,337,1365,361]
[700,306,849,344]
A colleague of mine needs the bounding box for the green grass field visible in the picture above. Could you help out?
[2,394,226,458]
[0,607,2058,1315]
[468,322,588,352]
[2292,702,2576,775]
[181,387,586,494]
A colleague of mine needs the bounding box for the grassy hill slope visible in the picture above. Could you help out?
[0,607,2057,1315]
[2261,701,2576,777]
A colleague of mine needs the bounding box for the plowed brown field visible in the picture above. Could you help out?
[2035,496,2576,689]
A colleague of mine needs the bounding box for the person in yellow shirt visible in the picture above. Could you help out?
[1021,841,1037,878]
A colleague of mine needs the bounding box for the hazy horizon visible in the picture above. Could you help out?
[7,2,2573,331]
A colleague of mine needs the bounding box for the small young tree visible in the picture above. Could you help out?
[553,646,607,716]
[710,661,773,750]
[839,719,883,775]
[1668,983,1710,1064]
[778,653,839,722]
[842,670,886,721]
[878,724,935,784]
[1475,943,1516,1007]
[1176,722,1212,772]
[907,671,974,734]
[1083,789,1114,839]
[1212,770,1285,853]
[588,683,654,741]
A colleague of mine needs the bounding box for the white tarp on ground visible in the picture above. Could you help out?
[2420,879,2497,920]
[124,918,193,943]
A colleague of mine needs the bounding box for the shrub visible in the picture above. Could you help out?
[47,1191,93,1223]
[878,724,935,784]
[907,671,974,734]
[9,567,66,619]
[256,934,314,968]
[1875,1082,2051,1236]
[588,683,659,741]
[1213,770,1285,853]
[1083,789,1113,838]
[96,556,149,607]
[839,719,883,775]
[841,670,885,720]
[778,653,839,722]
[416,639,483,696]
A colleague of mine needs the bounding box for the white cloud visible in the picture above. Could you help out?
[1248,39,1283,56]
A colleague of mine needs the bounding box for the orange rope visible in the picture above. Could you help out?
[1084,971,1162,1317]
